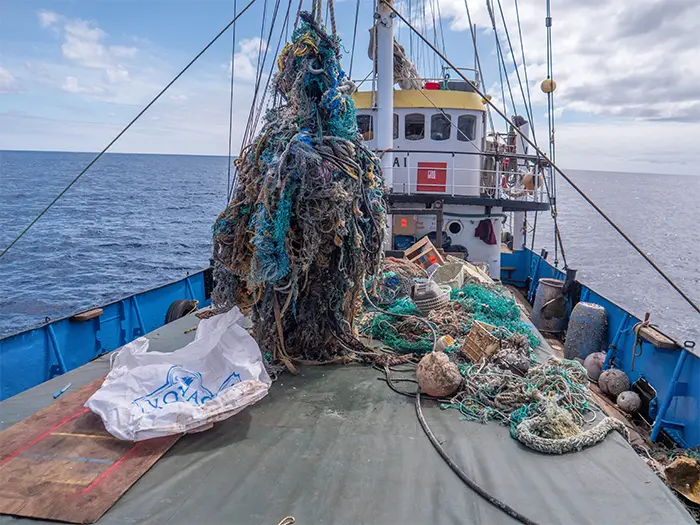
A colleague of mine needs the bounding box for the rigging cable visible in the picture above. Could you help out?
[240,0,272,149]
[545,0,559,266]
[226,0,239,203]
[348,0,361,78]
[0,0,260,260]
[293,0,304,30]
[384,1,700,318]
[328,0,337,36]
[495,0,534,137]
[249,0,293,136]
[231,0,288,196]
[513,0,535,135]
[462,0,495,134]
[487,0,517,118]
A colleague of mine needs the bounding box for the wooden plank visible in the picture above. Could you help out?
[638,324,680,350]
[0,378,180,524]
[70,309,104,322]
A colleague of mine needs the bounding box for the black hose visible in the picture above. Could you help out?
[415,392,540,525]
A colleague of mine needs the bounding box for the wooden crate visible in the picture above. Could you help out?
[461,321,501,362]
[404,237,444,270]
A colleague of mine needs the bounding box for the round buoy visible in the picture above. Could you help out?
[599,369,630,398]
[416,351,462,397]
[617,391,642,414]
[541,78,557,93]
[523,172,542,192]
[583,352,606,382]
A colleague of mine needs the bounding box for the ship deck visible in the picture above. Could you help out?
[0,313,693,525]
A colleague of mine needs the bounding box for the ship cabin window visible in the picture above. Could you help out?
[357,114,373,140]
[405,113,425,140]
[393,114,399,139]
[431,113,451,141]
[457,115,476,141]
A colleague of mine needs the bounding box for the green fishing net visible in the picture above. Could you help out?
[360,283,540,354]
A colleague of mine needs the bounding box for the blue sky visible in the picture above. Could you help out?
[1,0,699,174]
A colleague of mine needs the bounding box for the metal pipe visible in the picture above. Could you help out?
[376,0,394,191]
[47,325,68,375]
[650,349,689,442]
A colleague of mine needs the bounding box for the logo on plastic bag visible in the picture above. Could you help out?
[133,365,241,413]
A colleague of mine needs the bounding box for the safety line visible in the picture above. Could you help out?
[0,0,260,259]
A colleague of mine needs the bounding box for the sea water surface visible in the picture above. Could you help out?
[1,150,698,344]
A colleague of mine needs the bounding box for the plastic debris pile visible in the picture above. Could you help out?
[360,280,540,354]
[212,13,386,363]
[358,249,625,453]
[443,356,626,454]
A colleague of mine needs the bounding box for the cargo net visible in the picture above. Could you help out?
[212,13,386,364]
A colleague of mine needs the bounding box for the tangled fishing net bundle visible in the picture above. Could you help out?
[359,282,540,354]
[212,13,386,364]
[442,356,627,453]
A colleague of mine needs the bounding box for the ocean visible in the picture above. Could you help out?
[1,150,698,344]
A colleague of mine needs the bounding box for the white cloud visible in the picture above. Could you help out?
[231,37,268,82]
[38,10,59,28]
[109,46,138,59]
[170,94,188,101]
[433,0,700,123]
[39,15,138,89]
[0,66,20,93]
[61,76,105,94]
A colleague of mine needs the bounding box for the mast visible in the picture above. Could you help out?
[376,0,394,192]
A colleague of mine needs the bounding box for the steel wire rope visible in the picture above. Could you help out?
[240,0,274,149]
[233,0,286,196]
[545,0,559,265]
[512,0,535,134]
[226,0,239,203]
[384,1,700,317]
[348,0,361,78]
[487,0,517,118]
[293,0,304,30]
[462,0,495,134]
[0,0,260,259]
[495,0,534,138]
[247,0,293,142]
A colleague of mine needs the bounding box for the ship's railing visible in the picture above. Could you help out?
[383,148,552,202]
[353,66,480,91]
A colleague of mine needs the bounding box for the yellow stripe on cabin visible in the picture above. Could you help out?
[352,90,485,111]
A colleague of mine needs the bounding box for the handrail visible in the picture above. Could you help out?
[386,148,548,163]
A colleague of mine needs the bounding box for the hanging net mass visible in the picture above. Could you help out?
[212,13,387,363]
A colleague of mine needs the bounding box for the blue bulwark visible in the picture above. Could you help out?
[0,269,211,401]
[501,248,700,448]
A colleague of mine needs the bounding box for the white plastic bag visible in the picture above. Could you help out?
[86,308,271,441]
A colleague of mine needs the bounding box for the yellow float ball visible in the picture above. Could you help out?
[481,94,493,104]
[523,172,543,192]
[541,78,557,93]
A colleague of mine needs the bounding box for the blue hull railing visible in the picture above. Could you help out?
[0,269,211,401]
[502,248,699,449]
[2,253,698,449]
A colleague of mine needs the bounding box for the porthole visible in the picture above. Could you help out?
[447,221,462,234]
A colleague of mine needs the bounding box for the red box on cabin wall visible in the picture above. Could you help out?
[416,161,447,192]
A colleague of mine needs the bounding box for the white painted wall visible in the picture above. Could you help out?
[357,108,484,196]
[398,204,503,278]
